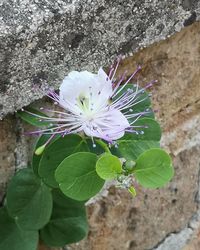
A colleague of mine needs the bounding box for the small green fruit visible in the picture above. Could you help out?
[35,144,46,155]
[124,160,136,171]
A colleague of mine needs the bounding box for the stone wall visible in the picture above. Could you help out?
[1,1,200,250]
[1,0,200,119]
[67,21,200,250]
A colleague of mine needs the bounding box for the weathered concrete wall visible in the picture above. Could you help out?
[0,0,200,118]
[1,2,200,250]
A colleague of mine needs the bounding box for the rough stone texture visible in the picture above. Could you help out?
[1,4,200,250]
[1,0,200,118]
[183,227,200,250]
[153,228,194,250]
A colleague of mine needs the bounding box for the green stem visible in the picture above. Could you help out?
[95,139,111,153]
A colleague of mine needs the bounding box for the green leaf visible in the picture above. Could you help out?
[114,84,154,119]
[39,135,89,188]
[122,118,161,141]
[113,118,161,161]
[6,168,53,230]
[96,153,122,180]
[86,139,105,155]
[134,148,174,188]
[55,152,105,201]
[32,134,60,177]
[17,107,50,127]
[40,190,88,247]
[0,207,38,250]
[112,140,160,160]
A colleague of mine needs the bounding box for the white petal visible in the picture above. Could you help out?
[98,68,112,95]
[60,71,95,101]
[98,67,110,83]
[83,109,129,140]
[59,69,113,114]
[89,68,113,110]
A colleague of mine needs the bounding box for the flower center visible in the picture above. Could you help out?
[77,94,94,119]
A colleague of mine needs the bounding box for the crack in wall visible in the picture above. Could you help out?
[171,98,200,119]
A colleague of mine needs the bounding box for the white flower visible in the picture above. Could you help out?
[27,59,155,144]
[58,68,130,141]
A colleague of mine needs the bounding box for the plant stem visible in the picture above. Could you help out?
[95,139,111,153]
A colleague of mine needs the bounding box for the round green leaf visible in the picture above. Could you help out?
[112,140,160,160]
[55,152,105,201]
[40,190,88,247]
[6,168,53,230]
[96,153,122,180]
[0,207,38,250]
[86,138,105,155]
[122,118,161,141]
[39,134,89,188]
[134,148,174,188]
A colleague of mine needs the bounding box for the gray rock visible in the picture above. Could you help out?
[152,228,193,250]
[0,0,199,118]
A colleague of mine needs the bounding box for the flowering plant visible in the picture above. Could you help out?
[0,60,173,250]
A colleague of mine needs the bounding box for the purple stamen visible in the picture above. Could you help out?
[110,56,122,82]
[144,79,158,89]
[113,65,142,98]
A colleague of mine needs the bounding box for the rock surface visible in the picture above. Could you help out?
[1,2,200,250]
[0,0,200,118]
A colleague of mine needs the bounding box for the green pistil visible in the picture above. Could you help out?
[77,94,90,112]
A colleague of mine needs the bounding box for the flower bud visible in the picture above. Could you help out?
[128,186,137,197]
[35,144,46,155]
[124,160,136,171]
